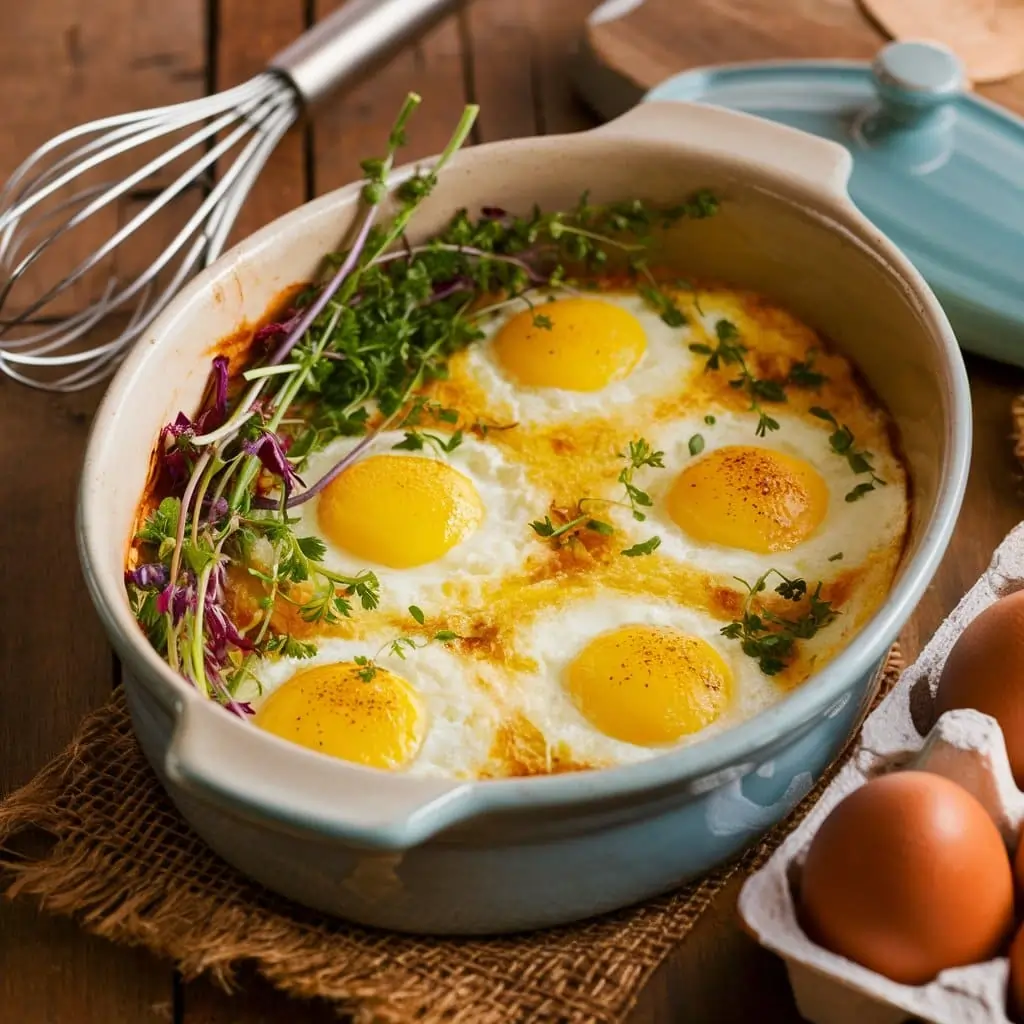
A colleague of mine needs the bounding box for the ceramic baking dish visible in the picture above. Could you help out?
[77,100,970,935]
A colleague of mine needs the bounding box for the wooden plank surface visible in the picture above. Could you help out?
[2,1,1023,1022]
[582,0,1024,116]
[0,1,202,1020]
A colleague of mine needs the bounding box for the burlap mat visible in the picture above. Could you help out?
[0,649,903,1023]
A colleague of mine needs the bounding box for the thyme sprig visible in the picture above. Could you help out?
[617,437,665,521]
[354,606,461,681]
[530,506,615,546]
[690,319,786,437]
[126,94,721,716]
[809,407,886,501]
[788,350,827,390]
[720,569,838,675]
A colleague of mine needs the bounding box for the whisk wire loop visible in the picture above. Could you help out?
[0,0,464,392]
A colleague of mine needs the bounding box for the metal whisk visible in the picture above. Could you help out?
[0,0,461,392]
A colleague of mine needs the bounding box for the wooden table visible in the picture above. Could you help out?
[2,2,1022,1021]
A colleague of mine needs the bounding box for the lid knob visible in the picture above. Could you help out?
[871,41,965,125]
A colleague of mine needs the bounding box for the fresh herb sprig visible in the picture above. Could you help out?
[127,94,477,711]
[530,507,615,546]
[354,607,461,682]
[530,438,665,554]
[690,320,786,437]
[617,437,665,521]
[809,407,886,501]
[787,350,827,390]
[127,95,720,716]
[720,569,837,675]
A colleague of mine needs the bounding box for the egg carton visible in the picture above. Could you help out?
[739,522,1024,1024]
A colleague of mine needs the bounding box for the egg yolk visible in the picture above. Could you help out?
[493,297,647,391]
[255,662,422,770]
[667,445,829,553]
[317,453,483,568]
[565,625,731,745]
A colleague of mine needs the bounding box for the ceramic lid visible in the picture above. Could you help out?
[646,41,1024,367]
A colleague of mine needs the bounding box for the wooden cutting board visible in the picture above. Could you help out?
[575,0,1024,119]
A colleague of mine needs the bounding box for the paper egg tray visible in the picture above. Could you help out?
[739,522,1024,1024]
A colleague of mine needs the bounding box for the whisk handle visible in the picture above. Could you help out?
[270,0,465,107]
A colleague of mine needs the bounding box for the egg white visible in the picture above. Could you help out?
[612,409,908,586]
[505,592,778,767]
[291,430,540,615]
[464,289,696,424]
[250,635,500,779]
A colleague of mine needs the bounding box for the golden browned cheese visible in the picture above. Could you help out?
[174,272,913,779]
[935,591,1024,785]
[481,713,598,778]
[799,771,1014,985]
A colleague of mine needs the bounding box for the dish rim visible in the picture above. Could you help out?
[77,103,972,843]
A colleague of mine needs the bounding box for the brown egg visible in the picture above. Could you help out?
[799,771,1014,985]
[935,590,1024,785]
[1010,924,1024,1021]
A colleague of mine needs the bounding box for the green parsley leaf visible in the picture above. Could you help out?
[787,352,827,390]
[617,437,665,520]
[533,313,554,330]
[688,434,705,456]
[845,481,876,502]
[530,516,557,538]
[828,552,844,561]
[622,536,661,557]
[263,634,317,660]
[639,285,686,327]
[409,605,426,625]
[721,569,837,675]
[353,654,377,682]
[810,407,885,495]
[137,497,181,547]
[297,536,326,562]
[694,320,787,435]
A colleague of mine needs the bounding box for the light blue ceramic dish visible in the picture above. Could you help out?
[646,40,1024,368]
[78,99,970,934]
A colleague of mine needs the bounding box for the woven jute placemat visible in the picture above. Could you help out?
[0,649,903,1023]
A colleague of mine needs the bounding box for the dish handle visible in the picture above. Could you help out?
[164,696,478,850]
[591,100,854,201]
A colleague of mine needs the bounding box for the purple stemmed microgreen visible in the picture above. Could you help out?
[126,92,720,716]
[130,95,480,707]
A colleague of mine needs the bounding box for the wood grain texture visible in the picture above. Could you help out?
[2,0,1024,1021]
[215,0,310,247]
[0,0,207,317]
[0,2,201,1019]
[312,0,470,194]
[629,353,1024,1024]
[584,0,1024,115]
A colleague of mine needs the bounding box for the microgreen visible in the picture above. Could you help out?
[128,93,721,716]
[354,620,463,681]
[809,407,886,501]
[690,319,785,437]
[622,536,662,557]
[787,350,827,390]
[393,429,464,455]
[530,510,615,545]
[704,414,716,426]
[617,437,665,521]
[639,284,686,327]
[688,434,704,457]
[720,569,838,675]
